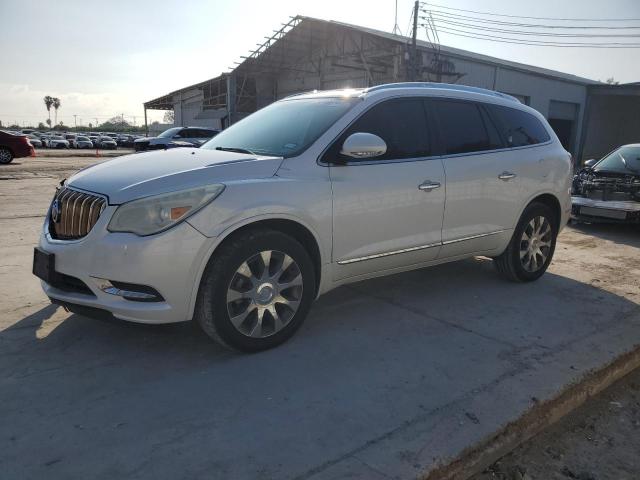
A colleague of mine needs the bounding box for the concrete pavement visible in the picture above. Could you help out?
[1,156,639,479]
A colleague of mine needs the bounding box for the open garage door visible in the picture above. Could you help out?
[548,100,579,153]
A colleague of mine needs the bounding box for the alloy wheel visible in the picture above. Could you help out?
[520,216,552,272]
[226,250,303,338]
[0,148,12,164]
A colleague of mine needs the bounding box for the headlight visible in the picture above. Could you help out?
[107,184,225,236]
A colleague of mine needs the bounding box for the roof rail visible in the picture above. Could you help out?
[283,89,319,99]
[365,82,519,102]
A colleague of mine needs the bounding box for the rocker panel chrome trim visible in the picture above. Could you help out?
[337,230,507,265]
[337,242,441,265]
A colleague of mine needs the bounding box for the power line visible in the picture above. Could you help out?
[422,9,640,29]
[419,4,640,48]
[432,26,640,48]
[420,17,640,38]
[420,1,640,22]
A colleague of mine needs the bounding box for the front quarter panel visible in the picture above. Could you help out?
[186,173,332,266]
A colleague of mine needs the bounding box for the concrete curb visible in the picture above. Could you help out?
[423,344,640,480]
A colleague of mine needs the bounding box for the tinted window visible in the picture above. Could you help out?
[488,105,550,147]
[332,98,431,162]
[179,129,197,138]
[432,100,500,155]
[191,129,216,138]
[158,127,184,138]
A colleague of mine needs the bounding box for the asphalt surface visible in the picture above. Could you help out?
[1,155,639,480]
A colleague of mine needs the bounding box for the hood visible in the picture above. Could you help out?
[67,148,283,204]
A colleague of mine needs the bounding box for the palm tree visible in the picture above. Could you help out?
[43,96,54,127]
[52,98,61,126]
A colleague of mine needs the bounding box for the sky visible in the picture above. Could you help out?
[1,0,639,128]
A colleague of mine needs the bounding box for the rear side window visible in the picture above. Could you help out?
[487,105,550,147]
[191,129,215,138]
[332,98,431,161]
[432,100,501,155]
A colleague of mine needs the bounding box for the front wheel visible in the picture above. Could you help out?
[195,229,316,352]
[494,202,558,282]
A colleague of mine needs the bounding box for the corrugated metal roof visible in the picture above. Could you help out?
[145,15,600,107]
[320,17,599,86]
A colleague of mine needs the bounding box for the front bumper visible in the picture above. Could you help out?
[571,196,640,223]
[38,207,214,324]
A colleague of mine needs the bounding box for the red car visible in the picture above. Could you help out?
[0,130,35,164]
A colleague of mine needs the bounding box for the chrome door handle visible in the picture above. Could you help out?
[418,181,441,191]
[498,172,517,181]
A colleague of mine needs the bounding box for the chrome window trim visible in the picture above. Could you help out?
[316,93,553,168]
[337,230,508,265]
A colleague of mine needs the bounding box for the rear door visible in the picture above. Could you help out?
[327,97,446,280]
[429,98,521,257]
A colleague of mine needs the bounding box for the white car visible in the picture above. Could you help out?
[34,83,571,352]
[48,136,70,149]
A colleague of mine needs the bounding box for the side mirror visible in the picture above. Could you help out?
[340,132,387,159]
[583,158,597,168]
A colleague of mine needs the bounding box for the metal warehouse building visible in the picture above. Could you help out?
[143,16,640,161]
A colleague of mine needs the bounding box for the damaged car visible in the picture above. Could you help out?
[572,144,640,223]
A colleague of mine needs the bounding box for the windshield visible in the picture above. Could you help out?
[201,97,360,157]
[158,127,183,138]
[595,145,640,174]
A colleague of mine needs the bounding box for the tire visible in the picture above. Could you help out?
[494,202,558,282]
[0,147,13,164]
[195,228,316,352]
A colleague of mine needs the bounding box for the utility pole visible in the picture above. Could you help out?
[392,0,401,35]
[73,114,77,128]
[411,0,419,81]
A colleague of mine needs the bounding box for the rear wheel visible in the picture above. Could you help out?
[195,229,316,352]
[0,147,13,164]
[494,202,558,282]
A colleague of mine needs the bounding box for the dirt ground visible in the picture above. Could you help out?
[473,368,640,480]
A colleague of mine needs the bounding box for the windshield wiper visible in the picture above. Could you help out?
[215,146,256,155]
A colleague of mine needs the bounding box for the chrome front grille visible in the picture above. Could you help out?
[49,187,106,240]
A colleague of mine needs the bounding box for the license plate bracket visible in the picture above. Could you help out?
[32,247,56,284]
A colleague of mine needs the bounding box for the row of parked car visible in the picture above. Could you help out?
[0,125,221,163]
[7,130,144,150]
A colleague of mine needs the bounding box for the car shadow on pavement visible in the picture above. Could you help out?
[570,221,640,248]
[1,256,639,479]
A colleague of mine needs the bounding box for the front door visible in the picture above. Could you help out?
[326,97,446,280]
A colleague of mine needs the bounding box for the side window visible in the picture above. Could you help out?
[432,100,501,155]
[179,129,194,138]
[330,98,431,162]
[487,105,551,147]
[192,129,212,138]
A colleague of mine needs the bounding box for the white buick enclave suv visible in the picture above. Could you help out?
[34,83,572,351]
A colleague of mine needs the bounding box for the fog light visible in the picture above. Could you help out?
[94,278,164,302]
